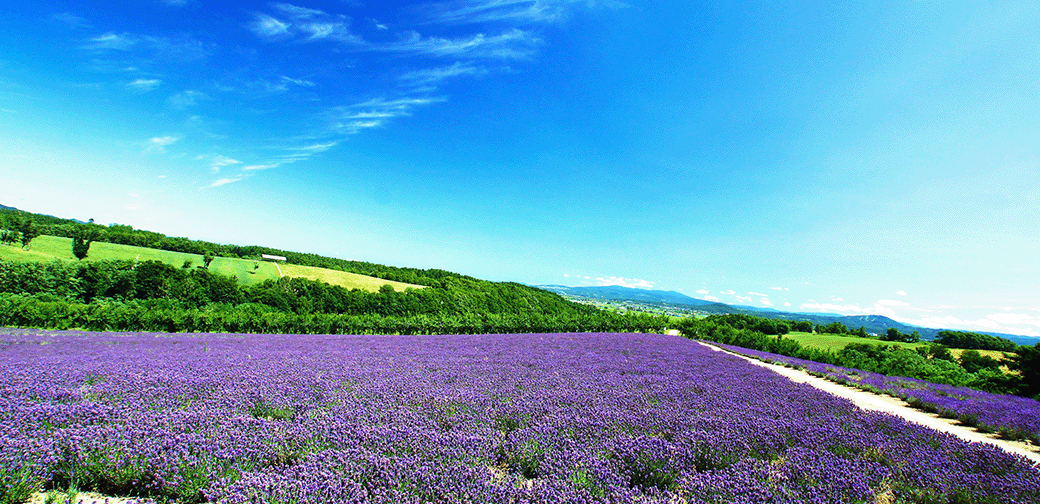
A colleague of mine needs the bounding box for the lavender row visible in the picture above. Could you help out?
[1,329,1038,503]
[714,342,1040,444]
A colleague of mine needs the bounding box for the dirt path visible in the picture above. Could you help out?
[697,341,1040,465]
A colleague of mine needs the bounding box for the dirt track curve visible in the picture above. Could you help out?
[697,341,1040,466]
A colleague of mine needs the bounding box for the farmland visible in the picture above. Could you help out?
[783,331,1012,361]
[2,329,1038,503]
[0,236,420,292]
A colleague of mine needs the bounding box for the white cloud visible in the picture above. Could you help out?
[987,313,1040,327]
[242,164,280,171]
[145,135,179,153]
[207,155,242,173]
[748,291,769,297]
[390,28,540,59]
[250,14,291,37]
[54,12,91,29]
[897,290,907,296]
[331,96,445,134]
[784,302,791,307]
[128,78,162,91]
[168,90,208,109]
[273,3,326,19]
[704,296,719,302]
[399,62,485,86]
[695,289,710,295]
[768,287,783,291]
[85,32,136,51]
[204,177,244,189]
[721,289,736,296]
[760,298,773,307]
[426,0,628,25]
[595,276,654,289]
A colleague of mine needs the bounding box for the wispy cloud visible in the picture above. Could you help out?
[399,61,486,86]
[330,96,445,135]
[127,78,162,91]
[145,135,179,153]
[249,5,538,59]
[388,28,539,59]
[250,14,292,38]
[168,90,208,109]
[242,164,280,171]
[53,12,91,29]
[205,177,245,189]
[424,0,628,25]
[748,291,769,297]
[595,276,654,289]
[85,33,136,51]
[204,155,242,174]
[249,5,363,43]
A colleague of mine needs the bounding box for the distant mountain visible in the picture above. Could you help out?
[543,285,1039,345]
[538,285,719,307]
[0,204,17,211]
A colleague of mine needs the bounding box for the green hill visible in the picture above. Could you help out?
[0,235,421,292]
[0,207,670,335]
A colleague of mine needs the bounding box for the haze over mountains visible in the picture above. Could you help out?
[539,284,1039,346]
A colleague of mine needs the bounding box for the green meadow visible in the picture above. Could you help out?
[784,331,1011,361]
[0,235,421,292]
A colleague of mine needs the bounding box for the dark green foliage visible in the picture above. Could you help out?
[72,236,91,260]
[927,344,955,362]
[881,327,920,343]
[1009,343,1040,399]
[934,330,1017,352]
[958,350,1001,374]
[203,252,215,269]
[17,216,38,249]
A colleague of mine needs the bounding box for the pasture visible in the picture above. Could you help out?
[0,236,420,292]
[784,331,1011,361]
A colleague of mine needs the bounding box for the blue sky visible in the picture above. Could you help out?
[1,1,1039,337]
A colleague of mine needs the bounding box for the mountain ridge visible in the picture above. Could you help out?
[541,284,1038,345]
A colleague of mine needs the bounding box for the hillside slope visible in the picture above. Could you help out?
[0,235,421,292]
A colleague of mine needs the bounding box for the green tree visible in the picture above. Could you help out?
[1010,343,1040,399]
[18,217,38,250]
[72,236,91,260]
[203,252,215,269]
[958,349,1001,374]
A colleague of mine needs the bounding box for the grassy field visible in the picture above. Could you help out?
[784,331,1012,361]
[0,235,422,292]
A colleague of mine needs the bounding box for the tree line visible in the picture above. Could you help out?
[0,259,671,335]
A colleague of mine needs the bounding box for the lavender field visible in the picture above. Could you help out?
[2,329,1038,504]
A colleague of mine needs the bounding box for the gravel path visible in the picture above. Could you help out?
[697,341,1040,465]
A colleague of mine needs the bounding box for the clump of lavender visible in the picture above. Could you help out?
[1,329,1037,503]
